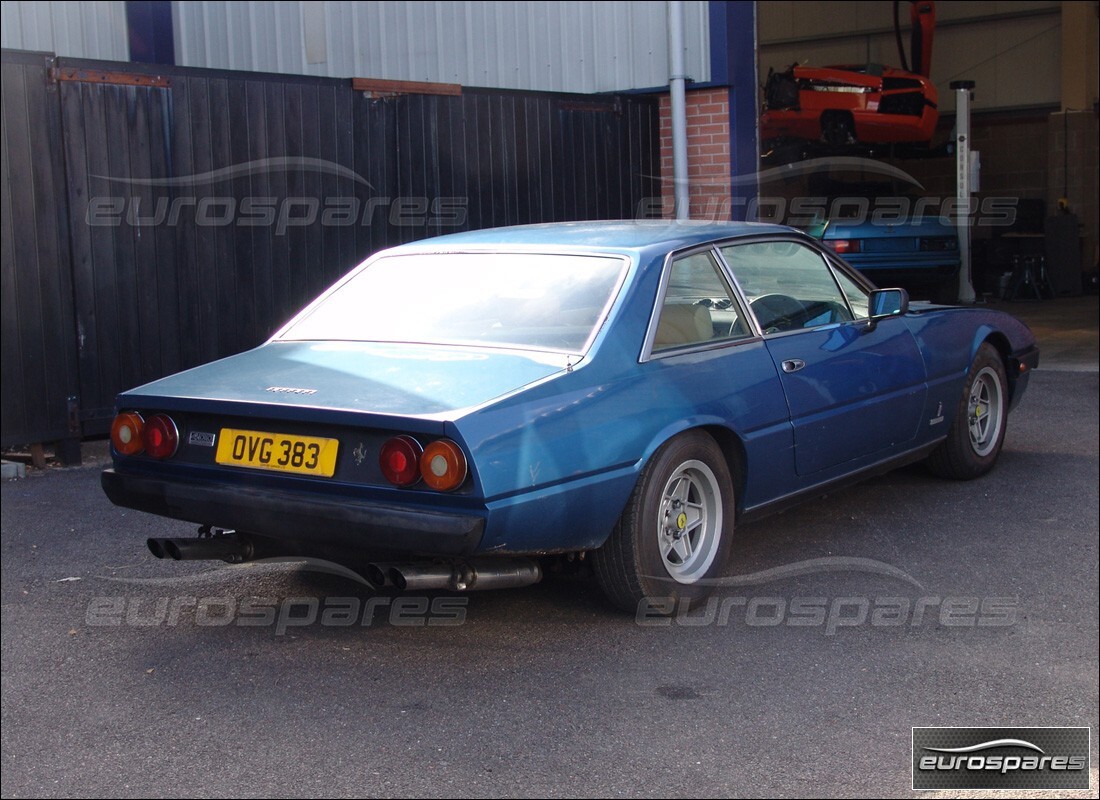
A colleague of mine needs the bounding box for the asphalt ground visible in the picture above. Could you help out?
[2,301,1098,798]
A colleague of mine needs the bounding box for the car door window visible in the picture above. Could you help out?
[652,251,752,352]
[830,265,870,320]
[719,241,855,334]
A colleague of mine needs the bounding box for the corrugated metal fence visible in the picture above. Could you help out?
[1,50,661,453]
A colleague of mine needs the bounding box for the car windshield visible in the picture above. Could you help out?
[279,252,627,354]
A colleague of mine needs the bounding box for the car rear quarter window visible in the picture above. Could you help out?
[652,251,752,352]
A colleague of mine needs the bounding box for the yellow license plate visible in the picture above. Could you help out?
[215,428,339,477]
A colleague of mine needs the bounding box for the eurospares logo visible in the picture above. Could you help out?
[912,727,1090,790]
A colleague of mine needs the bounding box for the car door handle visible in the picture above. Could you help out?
[781,359,806,373]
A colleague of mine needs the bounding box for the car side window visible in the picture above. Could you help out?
[830,265,870,320]
[719,241,855,334]
[652,251,752,352]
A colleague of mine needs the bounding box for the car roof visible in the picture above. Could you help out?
[383,220,796,259]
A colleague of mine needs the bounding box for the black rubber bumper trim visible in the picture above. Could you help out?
[101,469,485,557]
[1011,344,1040,372]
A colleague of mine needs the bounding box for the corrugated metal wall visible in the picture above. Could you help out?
[2,1,1072,112]
[1,50,82,448]
[0,1,129,60]
[1,1,713,93]
[0,50,661,448]
[172,0,711,92]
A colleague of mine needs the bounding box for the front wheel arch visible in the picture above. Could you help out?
[979,332,1019,403]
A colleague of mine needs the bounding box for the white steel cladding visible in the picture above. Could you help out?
[172,0,711,92]
[0,1,129,60]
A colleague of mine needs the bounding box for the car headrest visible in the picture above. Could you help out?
[655,303,713,349]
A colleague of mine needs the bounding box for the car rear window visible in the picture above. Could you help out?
[279,252,627,354]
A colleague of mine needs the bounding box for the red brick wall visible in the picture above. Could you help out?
[658,88,732,220]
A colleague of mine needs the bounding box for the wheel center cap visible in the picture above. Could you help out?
[676,512,688,530]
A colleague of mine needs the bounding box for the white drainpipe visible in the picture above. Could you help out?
[668,1,690,220]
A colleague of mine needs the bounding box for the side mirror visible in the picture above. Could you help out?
[864,288,909,332]
[869,288,909,319]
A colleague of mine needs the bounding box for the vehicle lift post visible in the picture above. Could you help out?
[951,80,977,303]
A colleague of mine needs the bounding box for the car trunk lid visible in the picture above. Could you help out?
[120,341,571,422]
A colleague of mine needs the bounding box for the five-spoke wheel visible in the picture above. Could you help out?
[593,431,735,612]
[928,342,1009,479]
[656,460,723,584]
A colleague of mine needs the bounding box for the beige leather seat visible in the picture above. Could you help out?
[654,303,713,349]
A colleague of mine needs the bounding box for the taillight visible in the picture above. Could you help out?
[110,412,145,455]
[142,414,179,459]
[419,439,468,492]
[828,239,861,254]
[379,435,423,487]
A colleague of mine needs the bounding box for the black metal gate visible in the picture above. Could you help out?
[1,51,81,450]
[1,51,660,452]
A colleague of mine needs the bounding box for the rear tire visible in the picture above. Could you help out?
[927,343,1008,479]
[593,431,736,613]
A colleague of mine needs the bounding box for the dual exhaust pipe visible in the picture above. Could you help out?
[147,533,254,563]
[147,534,542,592]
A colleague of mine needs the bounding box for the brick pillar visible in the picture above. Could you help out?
[659,88,732,220]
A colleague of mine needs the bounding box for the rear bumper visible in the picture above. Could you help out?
[844,257,959,277]
[761,107,936,144]
[101,468,485,558]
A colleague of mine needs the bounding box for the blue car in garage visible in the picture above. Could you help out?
[812,214,961,302]
[799,177,963,303]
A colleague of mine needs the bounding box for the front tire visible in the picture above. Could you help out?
[927,343,1009,479]
[593,431,736,613]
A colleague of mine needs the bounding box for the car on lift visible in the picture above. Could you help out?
[102,221,1037,613]
[761,62,938,148]
[761,1,938,151]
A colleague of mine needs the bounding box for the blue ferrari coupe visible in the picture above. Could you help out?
[102,221,1038,611]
